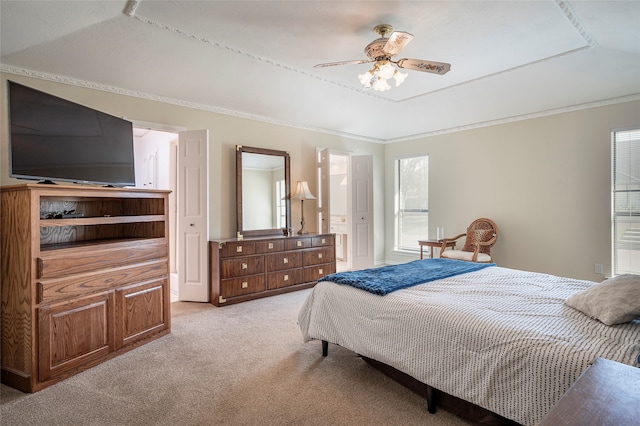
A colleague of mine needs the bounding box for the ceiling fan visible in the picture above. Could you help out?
[314,24,451,92]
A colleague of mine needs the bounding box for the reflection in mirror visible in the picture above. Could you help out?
[236,146,291,238]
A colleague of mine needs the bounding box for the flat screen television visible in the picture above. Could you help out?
[7,81,135,187]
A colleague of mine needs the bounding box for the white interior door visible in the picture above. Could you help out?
[350,155,374,270]
[177,129,209,302]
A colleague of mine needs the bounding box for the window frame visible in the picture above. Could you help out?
[394,155,429,253]
[612,126,640,276]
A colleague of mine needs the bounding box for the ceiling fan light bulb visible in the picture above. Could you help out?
[358,71,373,87]
[372,78,391,92]
[378,62,395,79]
[394,71,408,87]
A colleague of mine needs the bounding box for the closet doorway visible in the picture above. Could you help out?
[133,126,209,302]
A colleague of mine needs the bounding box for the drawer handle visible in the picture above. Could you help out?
[283,257,288,264]
[283,274,289,281]
[237,246,243,253]
[296,241,302,247]
[322,238,326,244]
[241,281,248,289]
[318,268,324,275]
[268,243,273,249]
[242,263,247,269]
[318,253,323,259]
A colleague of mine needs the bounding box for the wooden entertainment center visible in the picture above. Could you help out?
[0,184,171,392]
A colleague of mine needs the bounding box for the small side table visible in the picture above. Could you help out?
[418,239,456,259]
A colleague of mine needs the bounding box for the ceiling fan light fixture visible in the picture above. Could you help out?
[358,70,374,88]
[393,70,408,87]
[359,60,406,92]
[372,76,391,92]
[377,61,395,79]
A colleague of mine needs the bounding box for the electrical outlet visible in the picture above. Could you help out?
[594,263,603,274]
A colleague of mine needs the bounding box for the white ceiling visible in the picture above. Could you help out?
[1,1,639,142]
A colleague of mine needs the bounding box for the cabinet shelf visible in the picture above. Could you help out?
[40,215,166,227]
[40,236,164,252]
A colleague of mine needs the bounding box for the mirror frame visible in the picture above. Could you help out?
[236,145,291,238]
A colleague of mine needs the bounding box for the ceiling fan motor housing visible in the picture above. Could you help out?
[364,39,392,61]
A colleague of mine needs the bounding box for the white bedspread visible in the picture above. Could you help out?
[298,266,640,426]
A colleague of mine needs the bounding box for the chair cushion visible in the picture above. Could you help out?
[565,274,640,325]
[440,249,492,263]
[462,228,494,254]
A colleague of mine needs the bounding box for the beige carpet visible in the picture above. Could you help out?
[1,289,470,426]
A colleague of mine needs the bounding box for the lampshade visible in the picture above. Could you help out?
[290,181,316,200]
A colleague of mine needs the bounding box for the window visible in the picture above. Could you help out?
[395,155,428,251]
[275,179,286,228]
[612,128,640,275]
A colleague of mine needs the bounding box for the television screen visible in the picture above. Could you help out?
[8,81,135,187]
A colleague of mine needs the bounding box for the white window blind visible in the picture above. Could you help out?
[612,128,640,275]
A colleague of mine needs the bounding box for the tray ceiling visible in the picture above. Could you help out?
[1,1,639,142]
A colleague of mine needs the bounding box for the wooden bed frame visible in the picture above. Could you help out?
[322,340,520,426]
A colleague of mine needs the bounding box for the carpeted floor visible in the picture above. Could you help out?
[1,289,470,426]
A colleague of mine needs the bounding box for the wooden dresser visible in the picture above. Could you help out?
[1,184,171,392]
[209,234,336,306]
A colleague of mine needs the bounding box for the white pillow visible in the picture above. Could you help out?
[565,274,640,326]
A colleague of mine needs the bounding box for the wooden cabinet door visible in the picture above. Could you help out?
[38,292,115,382]
[115,279,168,349]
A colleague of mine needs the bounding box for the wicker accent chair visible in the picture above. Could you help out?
[440,218,498,263]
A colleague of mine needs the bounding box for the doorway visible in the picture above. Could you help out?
[133,127,210,303]
[132,127,179,300]
[318,149,375,272]
[317,149,351,272]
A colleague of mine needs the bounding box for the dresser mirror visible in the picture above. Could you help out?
[236,145,291,238]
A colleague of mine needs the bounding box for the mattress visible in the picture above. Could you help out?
[298,266,640,426]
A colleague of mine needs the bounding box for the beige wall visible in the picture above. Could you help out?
[3,73,639,279]
[0,73,386,261]
[384,100,640,280]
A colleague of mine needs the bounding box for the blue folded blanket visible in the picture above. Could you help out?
[322,258,495,295]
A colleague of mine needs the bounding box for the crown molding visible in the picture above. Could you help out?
[387,93,640,143]
[2,64,638,145]
[0,64,383,143]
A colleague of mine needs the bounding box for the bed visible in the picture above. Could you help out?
[298,259,640,426]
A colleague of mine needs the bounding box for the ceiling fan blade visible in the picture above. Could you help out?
[314,59,373,68]
[396,58,451,75]
[383,31,414,56]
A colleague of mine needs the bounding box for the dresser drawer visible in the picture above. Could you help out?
[220,255,264,278]
[265,251,302,272]
[304,263,336,283]
[303,247,335,266]
[255,239,285,253]
[220,275,266,298]
[312,235,334,247]
[267,269,304,290]
[38,259,168,304]
[38,239,167,279]
[286,237,311,250]
[221,241,256,257]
